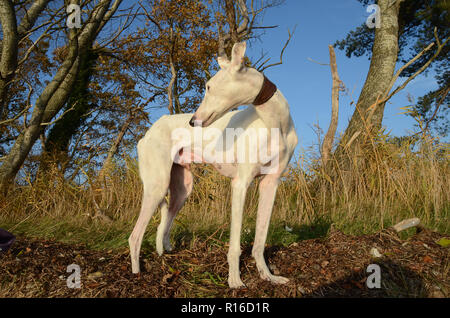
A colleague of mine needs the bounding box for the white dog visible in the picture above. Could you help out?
[129,42,298,288]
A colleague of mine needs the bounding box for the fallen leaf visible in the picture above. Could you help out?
[343,283,352,290]
[162,273,174,284]
[370,247,383,258]
[352,280,364,289]
[423,255,433,264]
[87,271,103,280]
[436,238,450,248]
[297,286,306,294]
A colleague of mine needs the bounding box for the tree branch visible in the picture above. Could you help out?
[257,25,296,72]
[383,29,449,103]
[321,45,341,166]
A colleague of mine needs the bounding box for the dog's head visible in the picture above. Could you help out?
[189,42,263,127]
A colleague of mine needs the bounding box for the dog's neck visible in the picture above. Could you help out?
[250,73,291,135]
[252,76,277,106]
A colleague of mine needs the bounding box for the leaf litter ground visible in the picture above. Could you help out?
[0,228,448,297]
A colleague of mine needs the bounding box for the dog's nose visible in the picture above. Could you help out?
[189,117,195,127]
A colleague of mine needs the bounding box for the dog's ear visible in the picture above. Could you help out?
[217,54,230,69]
[230,42,246,72]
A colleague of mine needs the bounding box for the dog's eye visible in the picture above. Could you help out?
[207,85,210,91]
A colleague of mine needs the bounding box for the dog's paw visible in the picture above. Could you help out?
[156,243,164,256]
[228,276,246,289]
[262,274,289,285]
[163,240,173,252]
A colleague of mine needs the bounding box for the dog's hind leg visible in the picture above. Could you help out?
[252,174,289,284]
[129,139,172,274]
[156,164,193,255]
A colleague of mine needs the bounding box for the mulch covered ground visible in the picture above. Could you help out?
[0,228,448,297]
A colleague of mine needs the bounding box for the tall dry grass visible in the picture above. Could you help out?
[0,132,448,250]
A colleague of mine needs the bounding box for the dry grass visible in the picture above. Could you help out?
[0,133,448,250]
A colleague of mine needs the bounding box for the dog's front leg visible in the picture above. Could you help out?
[227,177,250,289]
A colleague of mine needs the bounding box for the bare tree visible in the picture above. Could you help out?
[0,0,123,193]
[217,0,293,72]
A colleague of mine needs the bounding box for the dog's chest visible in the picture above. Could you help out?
[175,147,238,178]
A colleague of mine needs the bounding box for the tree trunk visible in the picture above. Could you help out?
[225,0,239,43]
[0,0,51,121]
[334,0,403,161]
[321,45,341,167]
[167,56,177,115]
[167,26,177,115]
[0,0,18,120]
[40,49,98,175]
[98,115,132,180]
[93,115,132,221]
[0,30,80,193]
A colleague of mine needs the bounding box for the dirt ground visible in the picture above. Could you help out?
[0,227,448,298]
